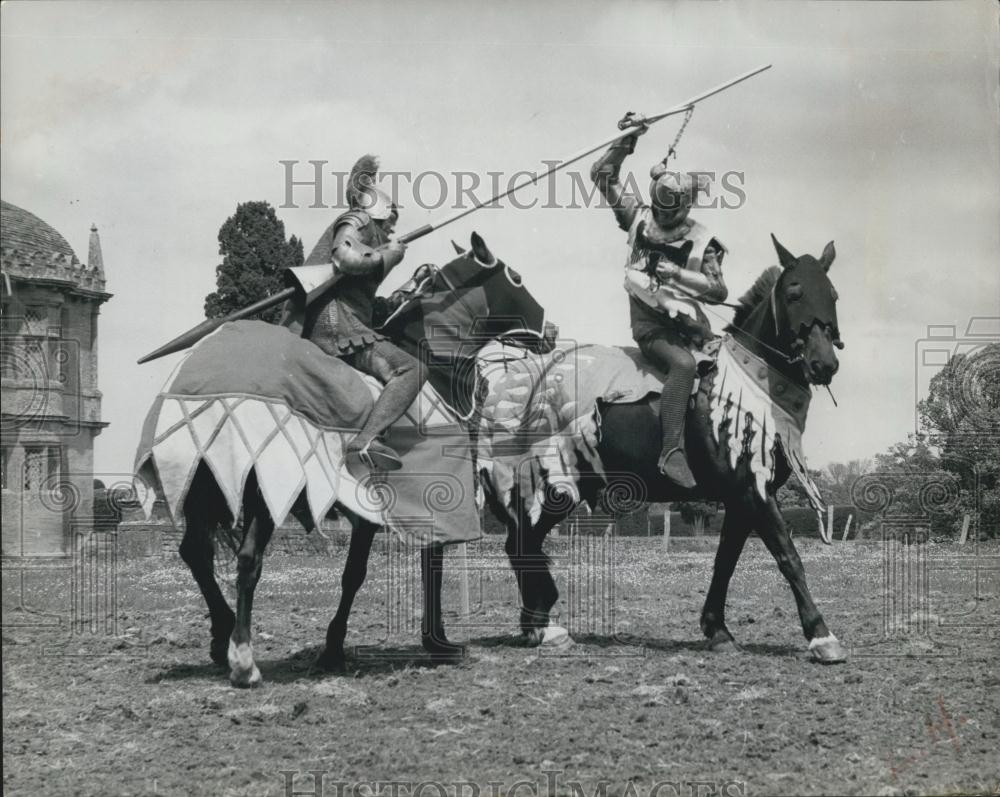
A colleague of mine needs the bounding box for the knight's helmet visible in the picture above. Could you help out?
[648,162,709,228]
[347,154,397,221]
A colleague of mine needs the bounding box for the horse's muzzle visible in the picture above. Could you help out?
[808,357,839,385]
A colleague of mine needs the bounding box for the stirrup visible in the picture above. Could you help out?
[658,446,696,488]
[347,439,403,472]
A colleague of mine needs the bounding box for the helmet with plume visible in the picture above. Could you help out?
[347,154,396,221]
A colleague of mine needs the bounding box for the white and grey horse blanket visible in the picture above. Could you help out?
[475,338,825,523]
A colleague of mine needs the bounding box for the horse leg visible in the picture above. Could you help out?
[316,516,378,673]
[505,510,568,647]
[227,474,275,687]
[753,495,846,663]
[700,502,751,653]
[180,467,235,667]
[421,543,466,662]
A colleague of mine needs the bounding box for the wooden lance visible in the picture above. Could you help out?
[138,64,771,364]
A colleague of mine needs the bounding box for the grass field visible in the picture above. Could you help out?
[3,535,998,796]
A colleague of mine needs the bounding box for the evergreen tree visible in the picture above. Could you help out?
[204,201,304,324]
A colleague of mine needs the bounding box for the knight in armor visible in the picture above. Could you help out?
[591,124,729,488]
[292,155,418,471]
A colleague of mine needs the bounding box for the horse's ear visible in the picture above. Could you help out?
[451,240,466,255]
[820,240,836,272]
[771,233,796,269]
[470,232,496,265]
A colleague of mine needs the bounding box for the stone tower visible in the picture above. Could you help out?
[1,200,112,555]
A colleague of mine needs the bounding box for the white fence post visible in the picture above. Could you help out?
[842,514,853,542]
[457,543,470,619]
[958,514,971,545]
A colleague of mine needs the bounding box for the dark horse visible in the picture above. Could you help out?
[487,235,848,662]
[151,233,551,686]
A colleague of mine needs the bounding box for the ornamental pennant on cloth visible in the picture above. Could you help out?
[134,320,480,547]
[707,336,826,513]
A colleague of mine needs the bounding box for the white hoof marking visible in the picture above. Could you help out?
[540,625,572,647]
[228,640,261,686]
[809,633,847,663]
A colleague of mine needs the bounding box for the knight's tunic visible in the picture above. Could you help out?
[301,210,389,355]
[624,206,726,344]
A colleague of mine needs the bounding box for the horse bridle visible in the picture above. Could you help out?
[769,276,843,365]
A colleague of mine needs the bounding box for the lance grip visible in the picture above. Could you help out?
[294,224,434,301]
[617,111,648,131]
[398,224,433,245]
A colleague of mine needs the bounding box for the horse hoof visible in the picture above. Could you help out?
[541,625,572,647]
[227,641,262,686]
[708,638,741,654]
[706,630,741,654]
[809,634,847,664]
[422,635,466,663]
[315,649,346,674]
[230,664,262,688]
[525,625,572,648]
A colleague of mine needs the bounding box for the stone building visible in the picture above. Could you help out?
[1,200,111,556]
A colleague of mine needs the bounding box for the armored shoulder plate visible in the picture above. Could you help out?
[334,209,372,232]
[304,209,375,266]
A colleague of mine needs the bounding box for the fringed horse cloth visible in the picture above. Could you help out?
[709,337,825,514]
[134,320,481,547]
[477,338,825,523]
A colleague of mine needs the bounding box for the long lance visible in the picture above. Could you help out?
[138,63,771,364]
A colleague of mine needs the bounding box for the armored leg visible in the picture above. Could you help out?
[346,341,425,469]
[639,331,697,488]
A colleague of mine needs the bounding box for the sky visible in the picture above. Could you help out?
[2,0,998,478]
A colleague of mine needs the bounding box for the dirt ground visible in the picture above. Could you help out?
[3,535,998,797]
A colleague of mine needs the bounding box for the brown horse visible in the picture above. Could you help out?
[141,233,552,686]
[484,234,848,662]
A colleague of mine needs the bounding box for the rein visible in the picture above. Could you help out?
[435,264,478,322]
[699,292,799,366]
[389,262,526,425]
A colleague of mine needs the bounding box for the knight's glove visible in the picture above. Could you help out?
[657,262,716,298]
[378,239,407,274]
[655,262,682,282]
[591,126,645,184]
[411,263,437,286]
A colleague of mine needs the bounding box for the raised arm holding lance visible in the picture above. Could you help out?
[590,130,648,232]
